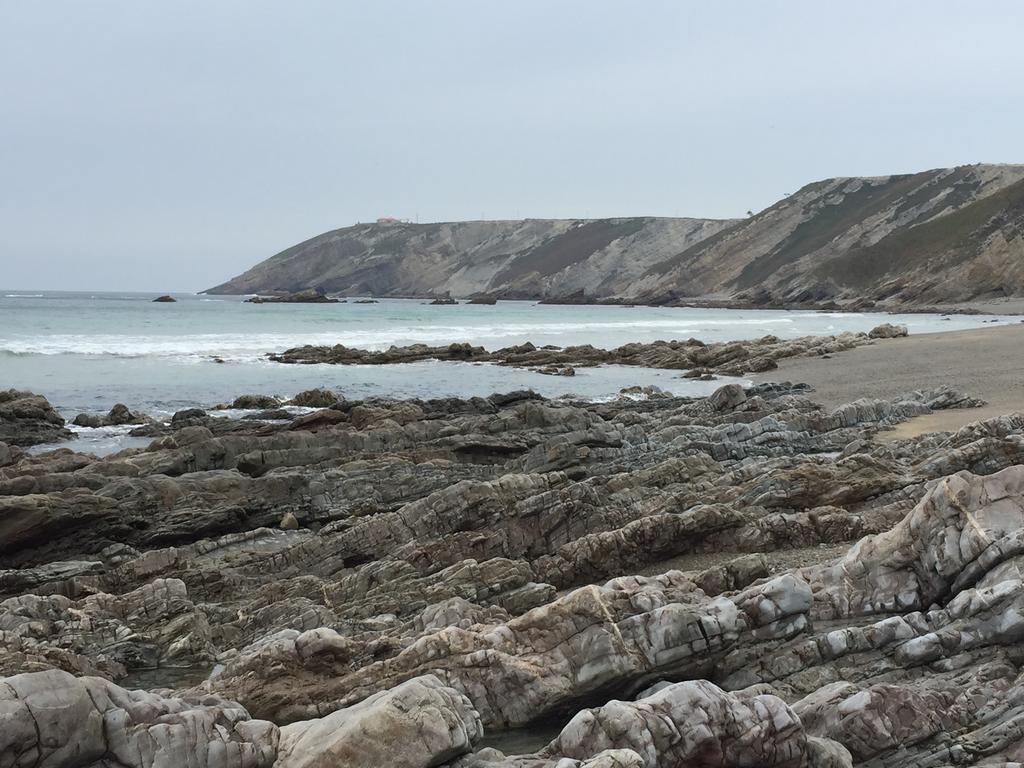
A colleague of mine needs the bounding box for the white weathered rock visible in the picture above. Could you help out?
[0,669,278,768]
[276,675,481,768]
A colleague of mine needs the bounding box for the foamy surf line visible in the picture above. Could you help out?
[1,313,1004,362]
[0,318,805,359]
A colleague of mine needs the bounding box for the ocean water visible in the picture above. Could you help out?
[2,291,1015,422]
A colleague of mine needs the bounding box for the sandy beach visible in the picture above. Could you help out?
[754,323,1024,437]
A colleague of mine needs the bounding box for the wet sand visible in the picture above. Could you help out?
[753,324,1024,438]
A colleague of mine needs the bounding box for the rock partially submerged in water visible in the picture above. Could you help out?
[268,331,897,377]
[246,289,339,304]
[288,388,344,408]
[618,384,672,399]
[243,407,296,421]
[226,393,282,410]
[72,402,149,428]
[152,294,177,302]
[0,389,73,447]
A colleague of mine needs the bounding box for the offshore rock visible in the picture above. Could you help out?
[73,403,149,428]
[267,331,891,377]
[246,288,339,304]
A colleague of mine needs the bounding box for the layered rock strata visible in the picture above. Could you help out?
[4,380,1024,766]
[268,325,908,377]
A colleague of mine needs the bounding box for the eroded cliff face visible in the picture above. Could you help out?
[206,164,1024,306]
[640,163,1024,305]
[204,217,736,299]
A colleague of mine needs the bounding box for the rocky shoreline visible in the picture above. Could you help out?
[267,324,910,377]
[536,290,1013,315]
[6,366,1024,765]
[212,288,1024,315]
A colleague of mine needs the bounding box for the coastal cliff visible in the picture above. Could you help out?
[204,216,735,300]
[206,163,1024,306]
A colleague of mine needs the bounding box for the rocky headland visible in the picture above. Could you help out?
[6,349,1024,765]
[205,163,1024,309]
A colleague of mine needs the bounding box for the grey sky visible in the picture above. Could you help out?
[2,1,1022,292]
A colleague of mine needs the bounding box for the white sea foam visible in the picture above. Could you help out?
[0,306,1008,365]
[0,316,801,362]
[30,423,155,457]
[4,294,44,298]
[68,423,141,437]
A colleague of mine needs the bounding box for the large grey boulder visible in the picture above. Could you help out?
[0,669,278,767]
[452,680,851,768]
[548,680,808,767]
[277,675,481,768]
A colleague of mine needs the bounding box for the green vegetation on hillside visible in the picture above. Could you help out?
[824,176,1024,289]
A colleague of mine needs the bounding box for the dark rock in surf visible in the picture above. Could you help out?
[246,289,338,304]
[242,408,295,421]
[72,403,148,429]
[288,388,344,408]
[268,330,896,377]
[0,389,73,447]
[227,394,281,410]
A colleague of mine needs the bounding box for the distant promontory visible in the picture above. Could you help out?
[205,164,1024,308]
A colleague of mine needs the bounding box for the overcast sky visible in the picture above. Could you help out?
[2,1,1022,291]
